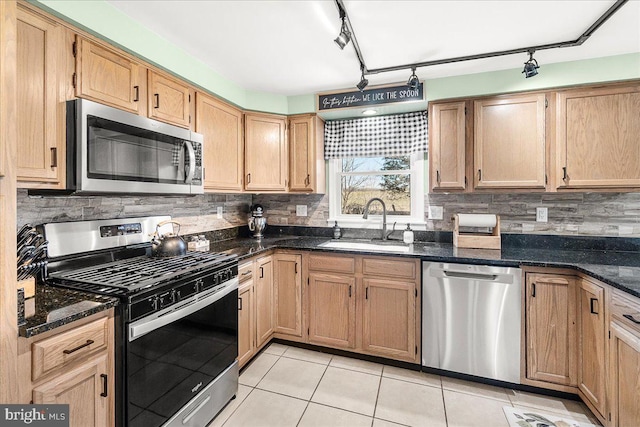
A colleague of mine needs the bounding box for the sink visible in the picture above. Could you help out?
[318,240,411,253]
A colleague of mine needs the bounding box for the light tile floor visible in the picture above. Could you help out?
[209,343,600,427]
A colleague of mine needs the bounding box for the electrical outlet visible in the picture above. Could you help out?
[536,207,548,223]
[428,206,444,220]
[216,206,223,219]
[296,205,308,217]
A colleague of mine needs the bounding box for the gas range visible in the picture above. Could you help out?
[41,217,239,427]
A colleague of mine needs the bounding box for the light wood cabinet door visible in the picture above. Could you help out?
[578,279,606,418]
[255,256,274,348]
[525,273,577,386]
[361,278,416,362]
[557,85,640,189]
[288,114,325,193]
[33,354,110,427]
[238,280,255,368]
[474,94,546,189]
[429,101,466,191]
[75,36,141,113]
[148,70,191,128]
[16,7,65,187]
[273,254,302,337]
[244,113,288,191]
[195,93,243,192]
[609,321,640,427]
[308,273,356,349]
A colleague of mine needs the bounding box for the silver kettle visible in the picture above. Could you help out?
[151,220,187,257]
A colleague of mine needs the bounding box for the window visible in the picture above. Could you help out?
[328,152,425,228]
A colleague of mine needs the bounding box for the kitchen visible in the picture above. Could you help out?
[1,1,640,427]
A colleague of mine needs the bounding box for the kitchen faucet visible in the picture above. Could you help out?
[362,197,391,240]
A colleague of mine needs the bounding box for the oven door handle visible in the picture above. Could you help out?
[184,140,196,184]
[129,278,238,342]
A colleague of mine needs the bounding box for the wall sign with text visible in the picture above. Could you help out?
[317,82,424,111]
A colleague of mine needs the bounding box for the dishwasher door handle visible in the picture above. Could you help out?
[443,271,499,281]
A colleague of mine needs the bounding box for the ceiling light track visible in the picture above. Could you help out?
[335,0,628,79]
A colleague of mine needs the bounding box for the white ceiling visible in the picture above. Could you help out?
[107,0,640,96]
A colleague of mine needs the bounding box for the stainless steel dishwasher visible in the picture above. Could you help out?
[422,262,522,384]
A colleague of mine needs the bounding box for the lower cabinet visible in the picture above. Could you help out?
[609,321,640,427]
[254,255,274,349]
[308,272,356,349]
[578,278,606,419]
[525,272,578,388]
[33,355,110,427]
[238,275,255,368]
[273,253,302,337]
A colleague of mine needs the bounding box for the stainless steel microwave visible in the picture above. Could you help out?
[66,99,204,195]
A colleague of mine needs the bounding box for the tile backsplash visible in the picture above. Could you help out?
[16,190,252,235]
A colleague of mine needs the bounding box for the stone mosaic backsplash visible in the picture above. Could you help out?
[16,190,252,235]
[254,192,640,238]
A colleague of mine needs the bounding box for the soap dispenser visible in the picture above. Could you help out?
[333,221,341,239]
[403,224,414,244]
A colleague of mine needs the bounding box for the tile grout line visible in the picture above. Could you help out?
[372,373,383,421]
[218,386,256,427]
[440,380,449,427]
[296,357,332,427]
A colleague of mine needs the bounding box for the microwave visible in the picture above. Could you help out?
[66,99,204,195]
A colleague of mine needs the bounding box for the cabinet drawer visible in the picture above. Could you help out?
[32,317,108,381]
[308,254,355,274]
[239,261,253,283]
[362,257,416,280]
[610,290,640,335]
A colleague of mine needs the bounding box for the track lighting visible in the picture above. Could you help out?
[334,16,351,49]
[356,69,368,92]
[522,50,540,78]
[407,67,419,90]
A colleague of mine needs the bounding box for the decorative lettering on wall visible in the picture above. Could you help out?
[317,83,424,111]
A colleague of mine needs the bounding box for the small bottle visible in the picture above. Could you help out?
[403,224,414,244]
[333,221,341,239]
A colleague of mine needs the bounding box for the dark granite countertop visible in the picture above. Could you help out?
[19,285,119,338]
[207,235,640,299]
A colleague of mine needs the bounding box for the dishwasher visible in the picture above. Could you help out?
[422,262,522,384]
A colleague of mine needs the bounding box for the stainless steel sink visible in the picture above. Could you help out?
[318,240,411,253]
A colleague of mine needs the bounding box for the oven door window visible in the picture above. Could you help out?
[87,115,190,185]
[127,290,238,427]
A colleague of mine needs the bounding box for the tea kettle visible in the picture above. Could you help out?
[151,220,187,257]
[248,204,266,239]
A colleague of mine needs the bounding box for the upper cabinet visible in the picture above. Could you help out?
[288,114,326,193]
[429,101,467,191]
[74,36,142,114]
[16,7,65,188]
[195,93,244,192]
[556,84,640,189]
[474,93,546,189]
[147,70,191,128]
[244,112,288,192]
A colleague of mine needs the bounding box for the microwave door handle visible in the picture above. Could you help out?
[184,140,196,184]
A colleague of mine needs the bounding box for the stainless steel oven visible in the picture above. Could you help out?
[66,99,204,195]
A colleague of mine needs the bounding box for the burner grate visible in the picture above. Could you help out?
[49,252,235,291]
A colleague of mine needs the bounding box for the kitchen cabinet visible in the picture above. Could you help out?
[474,93,546,189]
[273,253,302,337]
[578,278,606,419]
[33,354,110,427]
[255,255,274,348]
[429,100,467,191]
[237,261,255,368]
[244,112,288,192]
[288,114,325,193]
[308,272,356,349]
[195,93,244,192]
[525,272,578,387]
[147,70,191,128]
[556,84,640,189]
[74,36,142,114]
[16,6,65,188]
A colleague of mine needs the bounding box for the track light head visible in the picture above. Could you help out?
[356,69,368,92]
[522,50,540,78]
[334,18,351,50]
[407,67,419,90]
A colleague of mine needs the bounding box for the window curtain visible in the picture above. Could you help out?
[324,111,427,159]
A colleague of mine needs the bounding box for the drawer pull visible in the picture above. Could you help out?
[623,314,640,324]
[241,271,252,276]
[100,374,108,397]
[63,339,94,354]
